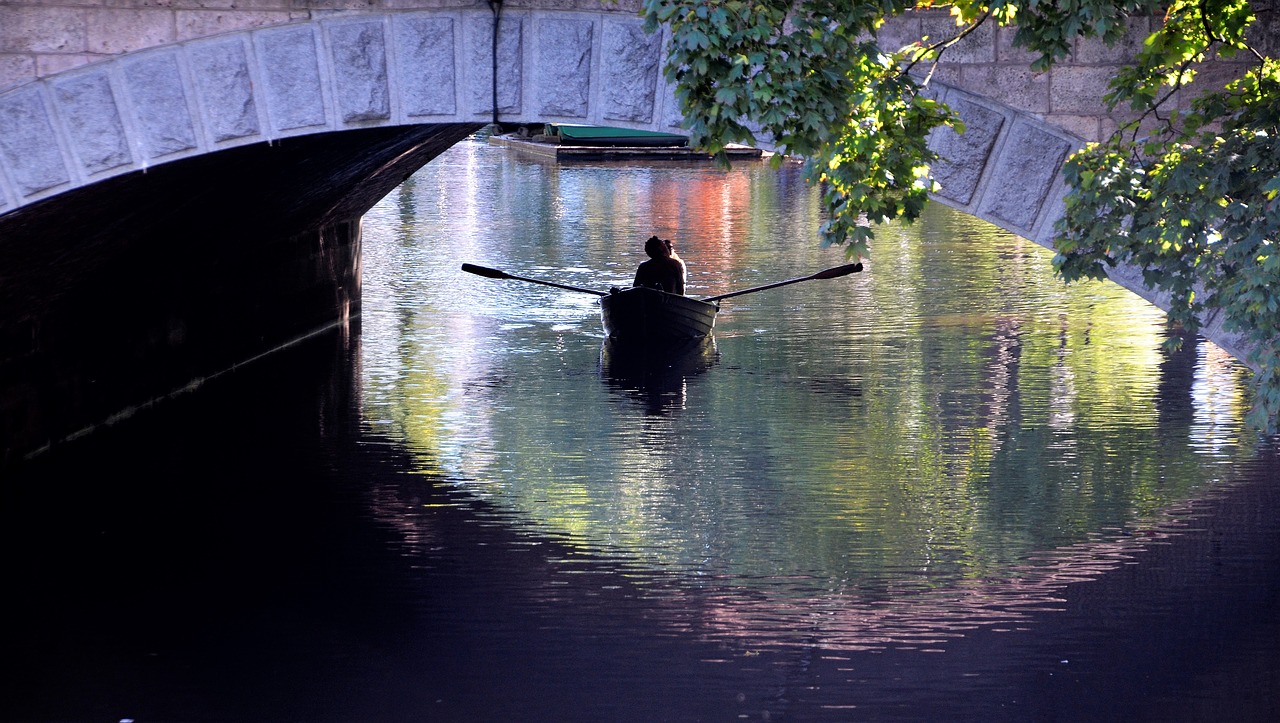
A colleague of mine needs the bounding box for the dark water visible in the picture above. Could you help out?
[3,139,1279,722]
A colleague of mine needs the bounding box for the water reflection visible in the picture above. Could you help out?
[599,337,720,415]
[359,139,1258,651]
[630,483,1230,652]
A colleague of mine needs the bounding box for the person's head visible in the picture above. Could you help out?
[661,238,683,262]
[644,235,669,259]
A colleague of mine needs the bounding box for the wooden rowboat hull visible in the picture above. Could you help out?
[599,287,717,344]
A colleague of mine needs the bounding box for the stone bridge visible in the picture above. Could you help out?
[0,1,1259,464]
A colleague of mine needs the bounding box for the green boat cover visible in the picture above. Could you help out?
[544,124,689,147]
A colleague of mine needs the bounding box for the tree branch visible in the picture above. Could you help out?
[901,11,992,84]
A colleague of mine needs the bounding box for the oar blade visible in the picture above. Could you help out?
[461,263,509,280]
[811,262,863,280]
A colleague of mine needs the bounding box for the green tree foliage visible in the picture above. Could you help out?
[642,0,1280,428]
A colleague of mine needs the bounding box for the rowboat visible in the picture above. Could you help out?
[599,286,717,344]
[460,261,862,347]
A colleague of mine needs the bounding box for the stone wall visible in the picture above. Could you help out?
[880,9,1272,142]
[3,2,1271,144]
[0,0,645,95]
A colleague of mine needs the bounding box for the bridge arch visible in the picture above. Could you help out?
[0,9,1088,234]
[0,10,1100,307]
[0,8,1250,465]
[0,9,685,212]
[0,8,1163,275]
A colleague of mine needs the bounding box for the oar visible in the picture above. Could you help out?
[461,263,609,297]
[701,262,863,303]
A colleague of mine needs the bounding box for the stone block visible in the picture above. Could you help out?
[1178,61,1250,109]
[256,25,328,131]
[0,7,88,54]
[327,18,391,123]
[503,0,643,9]
[874,15,922,54]
[1048,66,1117,116]
[35,54,100,79]
[394,14,456,117]
[0,55,36,93]
[916,81,942,102]
[1104,261,1165,308]
[0,86,70,197]
[1041,114,1101,142]
[535,18,592,118]
[86,9,176,55]
[1247,12,1280,57]
[51,70,132,174]
[1099,115,1120,139]
[929,96,1005,206]
[1105,102,1175,138]
[921,64,961,87]
[1073,16,1149,64]
[601,18,660,123]
[1031,180,1069,252]
[157,1,293,8]
[121,52,199,158]
[920,12,996,65]
[978,120,1072,233]
[957,65,1049,114]
[188,37,261,142]
[176,10,296,41]
[378,0,483,7]
[305,0,394,8]
[994,26,1040,65]
[662,77,683,132]
[466,13,521,116]
[381,0,479,7]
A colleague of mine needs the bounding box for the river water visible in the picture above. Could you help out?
[3,138,1278,722]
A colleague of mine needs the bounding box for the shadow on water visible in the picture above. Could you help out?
[2,331,1279,722]
[598,336,720,415]
[0,331,776,722]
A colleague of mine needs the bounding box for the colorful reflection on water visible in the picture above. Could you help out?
[358,139,1257,652]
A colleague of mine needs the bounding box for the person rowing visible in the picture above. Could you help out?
[632,235,686,295]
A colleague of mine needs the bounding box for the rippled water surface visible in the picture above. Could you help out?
[361,139,1259,634]
[4,138,1278,722]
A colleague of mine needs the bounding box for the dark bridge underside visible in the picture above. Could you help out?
[0,122,481,467]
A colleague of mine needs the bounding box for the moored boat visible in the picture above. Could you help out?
[599,286,717,344]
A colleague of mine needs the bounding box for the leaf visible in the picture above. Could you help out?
[1264,175,1280,199]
